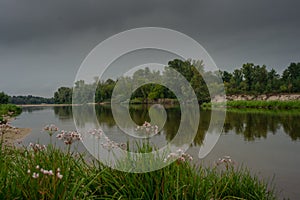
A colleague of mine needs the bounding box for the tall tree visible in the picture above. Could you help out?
[0,92,9,104]
[242,63,255,92]
[282,63,300,92]
[54,87,72,104]
[266,68,280,93]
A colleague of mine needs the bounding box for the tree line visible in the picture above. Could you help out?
[0,92,54,105]
[53,60,300,104]
[55,59,215,104]
[2,60,299,105]
[222,62,300,95]
[10,95,54,104]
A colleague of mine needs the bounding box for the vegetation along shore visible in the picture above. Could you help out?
[0,124,278,199]
[51,60,300,106]
[203,99,300,110]
[0,104,32,146]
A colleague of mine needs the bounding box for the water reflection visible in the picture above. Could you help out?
[54,106,72,121]
[22,106,48,113]
[53,105,300,143]
[223,111,300,141]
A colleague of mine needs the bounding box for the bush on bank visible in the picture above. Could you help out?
[0,104,22,123]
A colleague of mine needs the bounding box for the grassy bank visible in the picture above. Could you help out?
[0,135,277,199]
[202,100,300,110]
[0,104,22,123]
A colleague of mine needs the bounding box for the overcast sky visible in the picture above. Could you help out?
[0,0,299,97]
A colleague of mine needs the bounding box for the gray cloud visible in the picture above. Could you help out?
[0,0,299,96]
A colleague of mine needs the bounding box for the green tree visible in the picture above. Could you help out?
[95,79,116,102]
[252,65,268,93]
[168,59,195,82]
[72,80,97,104]
[54,87,72,104]
[0,92,9,104]
[281,63,300,93]
[266,69,280,93]
[190,68,210,103]
[242,63,255,92]
[221,70,233,83]
[226,69,243,94]
[148,85,167,100]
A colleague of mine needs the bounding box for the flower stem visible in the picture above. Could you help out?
[177,165,179,200]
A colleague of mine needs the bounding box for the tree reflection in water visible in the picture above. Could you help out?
[53,105,300,145]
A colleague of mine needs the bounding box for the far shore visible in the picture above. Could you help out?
[19,104,77,107]
[19,103,110,107]
[16,94,300,108]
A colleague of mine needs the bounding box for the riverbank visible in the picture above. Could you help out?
[202,100,300,110]
[0,125,32,146]
[0,104,22,123]
[213,94,300,102]
[0,138,277,199]
[204,94,300,110]
[0,104,31,145]
[19,104,75,107]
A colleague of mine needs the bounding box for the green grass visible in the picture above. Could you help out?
[0,104,22,123]
[202,100,300,110]
[0,139,277,200]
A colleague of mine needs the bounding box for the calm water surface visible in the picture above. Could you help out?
[12,105,300,199]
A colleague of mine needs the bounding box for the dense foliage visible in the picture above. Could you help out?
[10,95,54,105]
[221,62,300,95]
[53,60,300,104]
[0,91,54,105]
[0,104,22,123]
[54,87,72,104]
[55,59,218,104]
[0,92,9,104]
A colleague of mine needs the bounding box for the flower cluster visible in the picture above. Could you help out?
[86,128,126,150]
[44,124,59,132]
[28,166,63,179]
[44,124,59,136]
[101,136,127,151]
[29,142,46,152]
[88,128,104,138]
[40,168,54,176]
[135,121,159,136]
[56,130,82,145]
[101,136,119,150]
[216,155,236,170]
[164,149,193,164]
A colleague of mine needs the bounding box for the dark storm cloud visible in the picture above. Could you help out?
[0,0,299,96]
[1,0,299,43]
[0,0,193,43]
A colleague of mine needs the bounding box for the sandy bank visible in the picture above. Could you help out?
[213,94,300,102]
[1,126,32,146]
